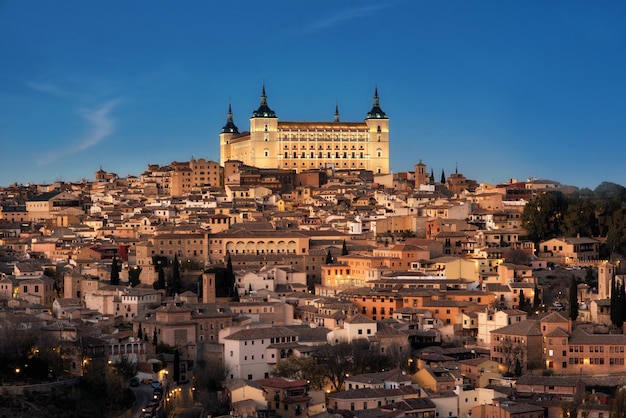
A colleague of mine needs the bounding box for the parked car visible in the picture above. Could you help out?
[151,379,162,389]
[130,376,140,387]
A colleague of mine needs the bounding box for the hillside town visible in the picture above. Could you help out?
[1,155,626,418]
[1,85,626,418]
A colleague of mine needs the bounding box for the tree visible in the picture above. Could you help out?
[621,280,626,329]
[569,276,579,321]
[173,349,180,384]
[272,356,326,390]
[314,342,354,392]
[514,359,523,377]
[521,191,567,245]
[503,248,531,265]
[154,266,166,290]
[325,249,334,264]
[533,284,541,311]
[128,266,141,287]
[500,338,525,375]
[611,275,624,329]
[440,169,446,184]
[113,355,138,385]
[110,255,120,285]
[169,254,182,296]
[152,328,158,346]
[225,253,236,298]
[341,239,349,256]
[613,387,626,418]
[137,324,143,340]
[519,289,527,312]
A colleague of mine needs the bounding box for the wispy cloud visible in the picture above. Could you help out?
[27,81,79,100]
[303,4,391,33]
[37,99,120,165]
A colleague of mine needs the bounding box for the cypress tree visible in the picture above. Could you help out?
[171,254,182,296]
[137,324,143,340]
[518,289,526,312]
[441,169,446,184]
[341,240,349,256]
[611,274,618,327]
[226,253,236,298]
[325,250,333,264]
[129,266,141,287]
[173,349,181,384]
[156,266,166,290]
[152,328,158,346]
[110,255,120,285]
[569,276,579,321]
[616,281,626,328]
[533,284,541,311]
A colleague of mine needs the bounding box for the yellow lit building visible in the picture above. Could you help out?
[220,86,390,174]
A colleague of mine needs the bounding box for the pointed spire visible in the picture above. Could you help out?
[221,99,239,134]
[261,83,267,105]
[252,84,276,118]
[334,103,340,122]
[366,86,387,119]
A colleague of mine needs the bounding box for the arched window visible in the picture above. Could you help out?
[377,148,382,157]
[264,148,269,157]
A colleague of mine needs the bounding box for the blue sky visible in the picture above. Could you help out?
[1,0,625,190]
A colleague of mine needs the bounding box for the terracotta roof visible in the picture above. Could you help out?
[224,326,298,340]
[491,319,542,336]
[255,377,308,389]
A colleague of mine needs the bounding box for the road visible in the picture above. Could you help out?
[131,384,155,418]
[168,407,203,418]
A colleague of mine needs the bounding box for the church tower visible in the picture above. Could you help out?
[598,261,615,300]
[415,160,428,188]
[249,84,279,168]
[219,103,239,166]
[202,271,216,304]
[364,87,390,174]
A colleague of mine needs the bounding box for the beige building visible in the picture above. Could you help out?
[220,87,390,174]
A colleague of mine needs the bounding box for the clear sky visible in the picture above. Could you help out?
[1,1,625,190]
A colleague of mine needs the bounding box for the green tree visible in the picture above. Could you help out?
[519,289,527,312]
[173,349,180,384]
[611,274,618,327]
[440,169,446,184]
[128,265,141,287]
[225,253,238,300]
[341,239,349,256]
[137,324,143,340]
[533,284,541,311]
[612,386,626,418]
[113,355,138,385]
[621,281,626,329]
[110,255,120,285]
[272,356,326,390]
[154,266,166,290]
[325,249,334,264]
[569,276,579,321]
[152,328,158,346]
[606,208,626,255]
[169,254,182,296]
[561,197,598,238]
[521,191,567,245]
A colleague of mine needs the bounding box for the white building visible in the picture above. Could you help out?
[221,326,300,380]
[476,309,527,347]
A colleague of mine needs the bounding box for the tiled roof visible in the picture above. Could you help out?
[224,326,298,340]
[491,319,542,336]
